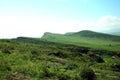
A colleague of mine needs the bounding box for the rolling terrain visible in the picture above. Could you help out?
[0,30,120,80]
[106,32,120,36]
[42,30,120,52]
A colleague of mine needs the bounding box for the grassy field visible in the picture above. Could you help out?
[0,38,120,80]
[0,31,120,80]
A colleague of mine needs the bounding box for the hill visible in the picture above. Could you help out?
[0,32,120,80]
[0,36,120,80]
[107,32,120,36]
[42,30,120,52]
[65,30,120,41]
[0,30,120,80]
[101,28,120,36]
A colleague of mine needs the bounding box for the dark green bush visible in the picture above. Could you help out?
[0,60,11,71]
[89,53,104,63]
[49,51,68,58]
[58,73,71,80]
[66,63,78,70]
[80,66,96,80]
[2,49,11,54]
[41,67,55,78]
[111,63,120,72]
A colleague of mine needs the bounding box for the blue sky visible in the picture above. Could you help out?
[0,0,120,38]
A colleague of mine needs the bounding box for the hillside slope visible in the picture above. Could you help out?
[0,38,120,80]
[42,30,120,52]
[65,30,120,41]
[107,32,120,36]
[0,31,120,80]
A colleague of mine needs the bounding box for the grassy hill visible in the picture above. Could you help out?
[66,30,120,41]
[0,30,120,80]
[109,32,120,36]
[102,28,120,36]
[42,30,120,52]
[0,38,120,80]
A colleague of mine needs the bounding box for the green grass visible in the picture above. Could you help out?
[42,32,120,52]
[0,39,120,80]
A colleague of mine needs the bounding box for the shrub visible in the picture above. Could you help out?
[41,67,55,78]
[0,57,11,72]
[49,51,68,58]
[89,53,104,63]
[111,63,120,72]
[58,73,71,80]
[80,66,96,80]
[66,63,78,70]
[2,49,11,54]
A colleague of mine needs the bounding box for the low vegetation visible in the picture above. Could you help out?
[42,30,120,52]
[0,30,120,80]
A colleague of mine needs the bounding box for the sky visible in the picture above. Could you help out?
[0,0,120,38]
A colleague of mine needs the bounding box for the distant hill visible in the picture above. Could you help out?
[0,33,120,80]
[42,32,61,39]
[101,28,120,36]
[43,30,120,42]
[10,30,120,52]
[105,32,120,36]
[42,30,120,51]
[64,32,75,35]
[66,30,120,41]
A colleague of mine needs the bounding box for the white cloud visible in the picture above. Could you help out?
[98,16,120,24]
[75,15,120,32]
[97,16,120,31]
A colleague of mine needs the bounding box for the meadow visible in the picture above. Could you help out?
[0,30,120,80]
